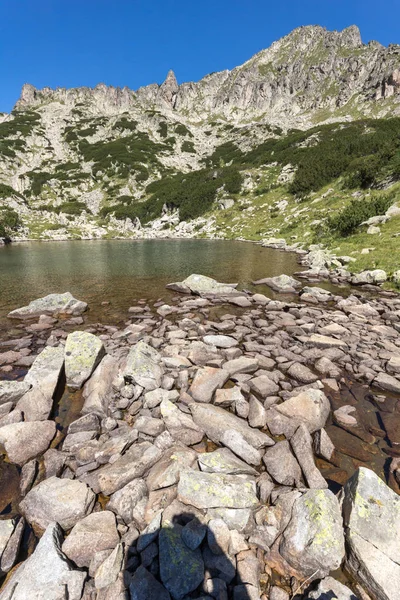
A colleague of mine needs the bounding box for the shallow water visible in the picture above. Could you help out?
[0,239,302,328]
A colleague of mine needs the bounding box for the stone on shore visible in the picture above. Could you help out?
[189,366,230,403]
[20,476,95,531]
[178,470,258,509]
[82,354,119,416]
[0,421,56,465]
[374,372,400,394]
[290,424,328,489]
[273,389,330,434]
[280,489,345,580]
[306,577,358,600]
[62,511,119,568]
[220,429,262,466]
[190,403,274,449]
[198,447,258,476]
[253,274,301,293]
[160,399,204,446]
[123,341,164,391]
[343,467,400,600]
[0,381,31,406]
[168,274,238,296]
[65,331,105,390]
[263,441,302,487]
[0,522,86,600]
[7,292,87,319]
[107,478,148,524]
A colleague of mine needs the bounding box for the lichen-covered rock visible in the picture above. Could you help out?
[8,292,87,319]
[280,489,345,580]
[0,381,31,406]
[65,331,105,390]
[178,470,258,509]
[123,341,164,391]
[159,524,204,599]
[343,467,400,600]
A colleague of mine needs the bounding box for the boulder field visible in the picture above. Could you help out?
[0,274,399,599]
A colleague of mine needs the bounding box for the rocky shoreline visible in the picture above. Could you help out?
[0,274,399,600]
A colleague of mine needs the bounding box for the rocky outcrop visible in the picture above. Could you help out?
[8,293,87,319]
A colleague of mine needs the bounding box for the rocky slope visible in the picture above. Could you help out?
[1,24,400,277]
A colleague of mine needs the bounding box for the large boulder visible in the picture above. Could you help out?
[0,522,86,600]
[280,489,345,580]
[343,467,400,600]
[159,525,204,599]
[65,331,105,390]
[167,274,239,296]
[20,476,95,531]
[0,421,56,465]
[123,341,164,391]
[351,269,387,285]
[8,292,87,319]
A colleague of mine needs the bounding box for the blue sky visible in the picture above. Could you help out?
[1,0,400,113]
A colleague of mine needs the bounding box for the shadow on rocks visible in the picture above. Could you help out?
[122,511,255,600]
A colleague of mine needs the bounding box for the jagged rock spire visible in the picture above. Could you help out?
[159,70,179,108]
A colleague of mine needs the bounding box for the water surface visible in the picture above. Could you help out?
[0,239,300,327]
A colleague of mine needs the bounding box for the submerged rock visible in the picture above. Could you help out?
[167,273,239,296]
[253,274,301,293]
[343,467,400,600]
[7,292,87,319]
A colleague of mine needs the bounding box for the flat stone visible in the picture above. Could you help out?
[203,335,238,348]
[0,520,15,561]
[207,519,230,555]
[189,367,230,403]
[178,470,258,509]
[94,543,123,589]
[198,447,258,476]
[313,428,335,461]
[8,292,87,319]
[62,511,119,568]
[0,381,31,406]
[146,445,197,490]
[214,386,244,408]
[170,274,238,296]
[0,523,86,600]
[159,524,204,599]
[287,362,318,384]
[280,489,345,580]
[343,467,400,600]
[0,421,56,465]
[65,331,105,390]
[190,403,274,449]
[0,517,24,574]
[20,476,96,531]
[381,412,400,446]
[305,334,347,349]
[253,274,301,293]
[123,341,164,391]
[374,372,400,394]
[248,395,267,428]
[223,357,259,376]
[107,478,147,525]
[249,375,279,397]
[306,576,358,600]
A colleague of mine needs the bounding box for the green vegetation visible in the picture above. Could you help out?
[175,123,193,137]
[112,117,138,131]
[0,183,24,200]
[326,194,394,237]
[182,140,195,153]
[0,208,20,237]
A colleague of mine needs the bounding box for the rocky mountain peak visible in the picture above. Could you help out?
[159,70,179,107]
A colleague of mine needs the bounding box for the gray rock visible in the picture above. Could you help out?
[253,274,301,293]
[7,292,87,319]
[249,375,279,397]
[161,399,204,446]
[287,362,318,384]
[223,357,259,376]
[181,518,207,550]
[189,367,230,403]
[306,576,358,600]
[94,543,123,589]
[198,447,258,475]
[313,428,335,461]
[134,415,165,437]
[0,420,56,465]
[0,520,16,562]
[263,441,302,486]
[169,274,238,296]
[129,565,171,600]
[280,489,345,580]
[374,372,400,394]
[146,444,197,490]
[123,341,164,391]
[0,517,25,574]
[159,524,204,599]
[273,389,330,433]
[248,395,267,428]
[82,355,119,417]
[0,381,31,406]
[220,430,262,466]
[20,476,95,531]
[65,331,105,390]
[207,508,252,532]
[203,335,238,348]
[178,470,258,509]
[62,511,119,568]
[107,478,148,524]
[190,403,274,449]
[290,424,328,489]
[343,467,400,600]
[0,522,86,600]
[207,519,230,555]
[351,269,387,285]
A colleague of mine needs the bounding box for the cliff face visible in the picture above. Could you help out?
[14,25,400,125]
[2,24,400,241]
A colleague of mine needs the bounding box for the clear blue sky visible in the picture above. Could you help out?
[1,0,400,113]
